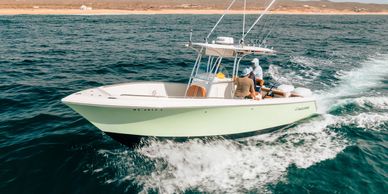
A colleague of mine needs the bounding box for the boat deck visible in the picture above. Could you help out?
[62,84,315,109]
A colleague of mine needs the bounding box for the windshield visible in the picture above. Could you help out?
[194,56,232,81]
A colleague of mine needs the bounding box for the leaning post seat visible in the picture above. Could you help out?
[186,85,207,97]
[261,87,289,98]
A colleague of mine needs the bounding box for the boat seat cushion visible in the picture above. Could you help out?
[262,87,289,98]
[186,85,207,97]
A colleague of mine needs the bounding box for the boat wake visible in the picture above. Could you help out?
[267,64,322,87]
[88,54,388,193]
[134,117,348,193]
[267,55,335,87]
[318,53,388,113]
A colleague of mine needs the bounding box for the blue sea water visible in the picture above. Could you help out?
[0,14,387,194]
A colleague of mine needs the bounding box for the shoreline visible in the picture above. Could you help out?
[1,9,388,15]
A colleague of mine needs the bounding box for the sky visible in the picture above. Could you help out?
[329,0,388,4]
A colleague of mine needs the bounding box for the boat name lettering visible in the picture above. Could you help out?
[133,108,163,112]
[295,106,309,111]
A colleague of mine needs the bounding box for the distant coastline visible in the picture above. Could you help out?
[1,9,388,15]
[1,0,388,15]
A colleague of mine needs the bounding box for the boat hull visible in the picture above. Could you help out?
[65,100,317,138]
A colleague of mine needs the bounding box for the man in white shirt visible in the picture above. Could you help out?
[251,58,265,87]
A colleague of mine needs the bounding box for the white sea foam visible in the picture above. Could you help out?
[352,97,388,109]
[340,55,386,95]
[267,58,323,87]
[338,113,388,131]
[333,96,388,110]
[267,64,321,86]
[291,56,335,67]
[133,115,349,193]
[267,64,291,84]
[318,54,388,113]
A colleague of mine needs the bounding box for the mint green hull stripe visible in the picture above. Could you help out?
[67,102,316,137]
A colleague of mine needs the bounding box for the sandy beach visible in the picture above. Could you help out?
[1,8,388,15]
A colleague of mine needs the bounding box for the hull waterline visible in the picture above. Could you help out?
[103,124,290,147]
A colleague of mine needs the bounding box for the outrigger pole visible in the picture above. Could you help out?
[242,0,277,41]
[205,0,237,43]
[205,0,276,44]
[242,0,247,43]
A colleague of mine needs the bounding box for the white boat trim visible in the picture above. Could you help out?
[62,92,316,109]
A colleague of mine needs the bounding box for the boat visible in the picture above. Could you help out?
[62,0,317,146]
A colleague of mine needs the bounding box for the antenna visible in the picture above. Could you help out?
[189,29,193,45]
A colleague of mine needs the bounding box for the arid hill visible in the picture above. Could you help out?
[0,0,387,13]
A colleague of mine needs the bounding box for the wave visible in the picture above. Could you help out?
[267,64,292,85]
[331,96,388,112]
[350,97,388,110]
[318,54,388,113]
[267,56,325,87]
[267,64,321,86]
[335,54,388,94]
[290,56,335,67]
[338,113,388,131]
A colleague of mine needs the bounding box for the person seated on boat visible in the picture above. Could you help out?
[234,68,257,100]
[250,58,265,88]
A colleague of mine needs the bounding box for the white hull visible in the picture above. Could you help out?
[62,82,317,137]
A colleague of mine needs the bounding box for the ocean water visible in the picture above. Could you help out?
[0,14,387,194]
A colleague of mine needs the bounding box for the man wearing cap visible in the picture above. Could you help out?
[250,58,265,88]
[234,67,256,100]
